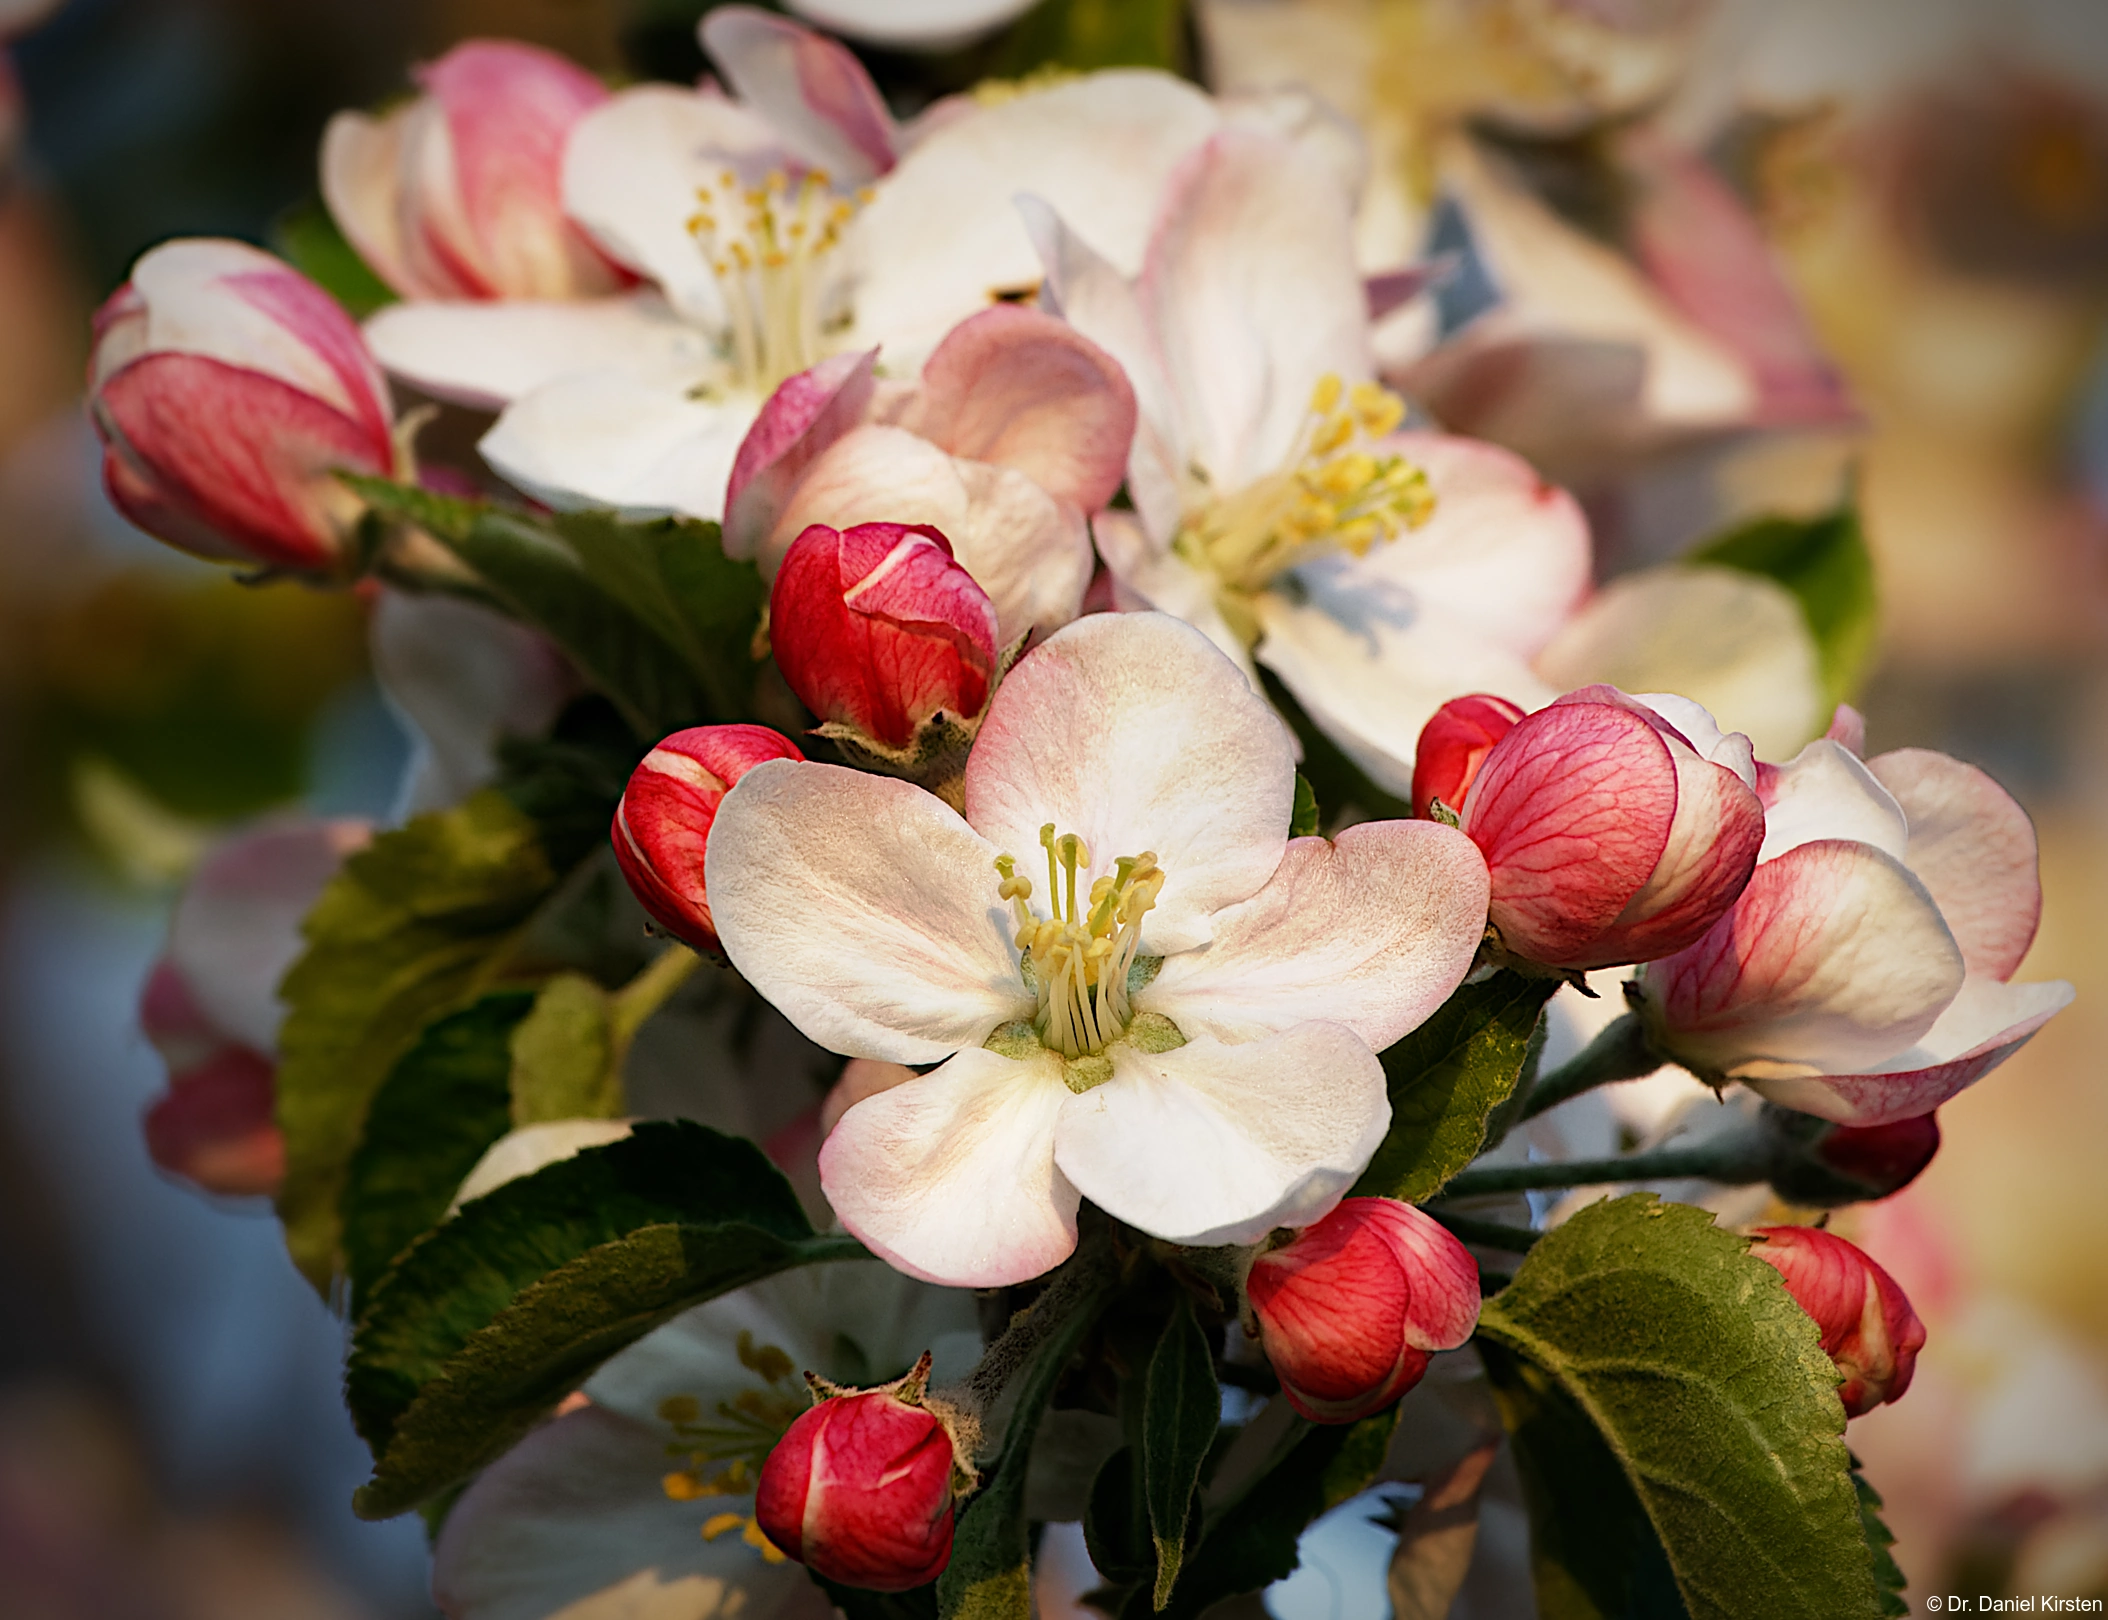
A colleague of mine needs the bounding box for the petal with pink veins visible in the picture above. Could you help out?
[723,349,877,560]
[1867,748,2041,981]
[1757,739,1909,866]
[963,613,1295,955]
[707,761,1026,1064]
[1054,1024,1389,1248]
[820,1045,1078,1288]
[701,5,898,185]
[1140,821,1488,1051]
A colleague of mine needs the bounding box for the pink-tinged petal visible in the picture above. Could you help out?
[701,5,898,184]
[963,613,1295,955]
[321,106,424,298]
[1826,703,1867,756]
[1141,822,1489,1051]
[1626,691,1758,787]
[724,349,878,560]
[363,293,711,410]
[1092,511,1257,678]
[1366,258,1457,322]
[143,1045,284,1199]
[95,354,389,572]
[1749,975,2074,1127]
[1140,126,1369,490]
[1621,131,1854,428]
[1866,748,2041,981]
[1757,739,1909,866]
[1055,1024,1389,1248]
[1412,694,1524,820]
[904,305,1136,509]
[139,958,217,1071]
[820,1046,1078,1287]
[707,760,1027,1063]
[1640,840,1966,1079]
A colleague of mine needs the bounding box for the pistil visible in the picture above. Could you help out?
[995,826,1165,1061]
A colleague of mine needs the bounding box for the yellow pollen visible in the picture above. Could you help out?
[700,1512,790,1563]
[654,1339,804,1510]
[993,828,1164,1060]
[1173,373,1436,600]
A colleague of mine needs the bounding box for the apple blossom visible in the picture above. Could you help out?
[755,1353,963,1589]
[725,305,1135,642]
[1031,126,1591,797]
[770,521,998,778]
[89,239,397,574]
[1634,735,2073,1126]
[612,725,806,954]
[322,40,631,303]
[1752,1225,1925,1418]
[704,611,1490,1287]
[139,962,282,1199]
[1245,1197,1480,1423]
[1419,686,1765,971]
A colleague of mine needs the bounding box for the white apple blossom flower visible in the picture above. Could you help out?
[702,612,1490,1287]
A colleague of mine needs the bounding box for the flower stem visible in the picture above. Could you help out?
[1428,1211,1542,1251]
[1517,1012,1663,1120]
[610,943,701,1048]
[1438,1138,1770,1198]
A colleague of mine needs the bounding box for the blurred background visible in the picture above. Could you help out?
[1,0,2105,1614]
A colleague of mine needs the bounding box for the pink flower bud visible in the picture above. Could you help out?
[321,40,631,301]
[1752,1226,1925,1418]
[611,725,804,953]
[1423,687,1765,971]
[754,1357,958,1591]
[770,522,1000,752]
[139,960,284,1198]
[1762,1108,1943,1208]
[89,239,396,574]
[1412,694,1523,820]
[1246,1198,1481,1424]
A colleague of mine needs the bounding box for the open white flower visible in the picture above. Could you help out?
[704,612,1490,1287]
[432,1261,979,1620]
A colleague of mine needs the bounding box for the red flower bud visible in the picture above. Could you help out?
[611,725,804,953]
[1246,1198,1480,1423]
[1816,1116,1942,1196]
[1412,694,1523,820]
[770,522,1000,752]
[138,960,284,1198]
[1752,1226,1926,1418]
[754,1357,958,1592]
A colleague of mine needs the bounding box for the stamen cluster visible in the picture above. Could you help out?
[995,826,1164,1059]
[686,167,865,393]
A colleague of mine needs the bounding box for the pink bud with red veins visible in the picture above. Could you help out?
[1411,694,1524,820]
[89,239,397,575]
[754,1353,960,1591]
[1246,1198,1481,1424]
[1420,686,1766,970]
[770,520,1000,762]
[1752,1226,1925,1418]
[612,725,805,953]
[321,40,631,302]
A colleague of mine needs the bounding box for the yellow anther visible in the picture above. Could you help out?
[1350,380,1405,437]
[663,1471,709,1501]
[659,1395,702,1425]
[701,1513,746,1542]
[1310,373,1344,414]
[996,830,1163,1060]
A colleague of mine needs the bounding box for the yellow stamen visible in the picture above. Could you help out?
[994,832,1164,1060]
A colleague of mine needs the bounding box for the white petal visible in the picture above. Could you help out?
[364,293,715,410]
[1092,511,1259,683]
[1054,1024,1388,1247]
[848,71,1221,365]
[1757,739,1908,865]
[783,0,1039,51]
[1256,577,1557,802]
[707,760,1026,1063]
[432,1405,826,1620]
[449,1120,635,1214]
[480,371,757,519]
[1534,566,1824,761]
[320,106,421,298]
[820,1045,1080,1287]
[1634,691,1757,785]
[1143,822,1488,1051]
[562,85,780,324]
[962,612,1295,954]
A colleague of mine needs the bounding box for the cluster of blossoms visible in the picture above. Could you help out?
[97,6,2069,1612]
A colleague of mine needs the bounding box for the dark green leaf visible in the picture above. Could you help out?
[1142,1298,1219,1609]
[276,790,566,1288]
[1475,1194,1885,1620]
[1085,1445,1152,1586]
[339,471,485,549]
[1852,1461,1909,1618]
[340,991,532,1311]
[1290,773,1320,838]
[347,1120,853,1518]
[507,973,619,1124]
[1691,503,1876,709]
[1351,973,1558,1204]
[271,196,396,319]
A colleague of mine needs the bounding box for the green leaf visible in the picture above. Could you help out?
[1691,503,1876,709]
[1085,1445,1153,1586]
[340,991,533,1310]
[507,973,619,1125]
[275,790,566,1288]
[1142,1298,1220,1609]
[1290,773,1320,838]
[1853,1462,1909,1618]
[271,195,396,319]
[990,0,1186,73]
[338,471,485,549]
[1474,1194,1886,1620]
[1351,973,1558,1204]
[346,1120,856,1519]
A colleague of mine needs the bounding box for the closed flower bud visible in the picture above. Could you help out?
[770,522,1000,760]
[1421,687,1765,971]
[1246,1198,1481,1424]
[89,240,397,575]
[612,725,804,953]
[322,39,630,301]
[139,962,284,1198]
[1752,1225,1925,1418]
[754,1354,960,1591]
[1761,1106,1942,1208]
